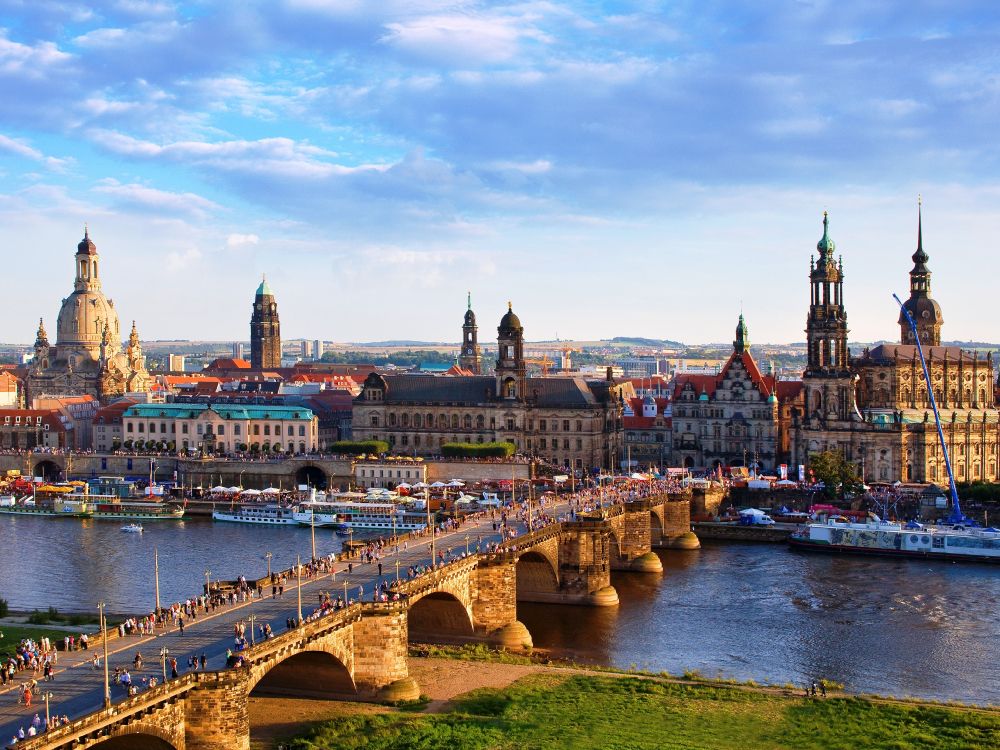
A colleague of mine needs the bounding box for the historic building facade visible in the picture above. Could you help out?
[123,402,317,454]
[790,209,1000,484]
[670,315,801,471]
[458,293,482,374]
[250,277,281,370]
[26,230,151,403]
[353,304,627,471]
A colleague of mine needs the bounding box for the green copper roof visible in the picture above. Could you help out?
[125,404,313,421]
[256,276,274,297]
[816,211,836,257]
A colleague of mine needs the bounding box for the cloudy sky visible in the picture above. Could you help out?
[2,1,999,345]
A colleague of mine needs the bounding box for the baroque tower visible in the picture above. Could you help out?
[250,276,281,369]
[898,200,943,346]
[733,313,750,354]
[803,212,856,423]
[459,292,482,374]
[496,302,525,400]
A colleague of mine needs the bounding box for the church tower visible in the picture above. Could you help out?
[898,199,943,346]
[250,276,281,369]
[459,292,482,374]
[496,302,525,400]
[803,212,857,423]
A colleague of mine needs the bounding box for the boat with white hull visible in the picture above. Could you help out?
[212,503,298,525]
[293,500,427,532]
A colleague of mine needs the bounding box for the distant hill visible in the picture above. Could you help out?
[608,336,685,348]
[353,340,447,347]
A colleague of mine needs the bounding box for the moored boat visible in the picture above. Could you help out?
[789,517,1000,563]
[295,499,427,532]
[212,503,298,525]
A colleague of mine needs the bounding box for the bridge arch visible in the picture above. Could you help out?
[295,464,328,490]
[89,732,178,749]
[516,550,559,596]
[33,459,62,481]
[608,528,624,568]
[650,509,664,541]
[408,591,475,641]
[249,648,356,700]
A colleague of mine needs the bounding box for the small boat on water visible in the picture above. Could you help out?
[120,523,144,533]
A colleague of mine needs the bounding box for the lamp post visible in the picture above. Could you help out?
[395,559,400,583]
[465,535,470,555]
[265,551,272,579]
[43,691,53,730]
[153,546,161,617]
[296,554,303,625]
[425,486,434,565]
[239,469,245,490]
[159,646,169,683]
[248,613,257,646]
[204,569,211,596]
[343,579,349,605]
[98,601,110,708]
[310,503,316,562]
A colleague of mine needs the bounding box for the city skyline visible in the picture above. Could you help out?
[2,2,999,344]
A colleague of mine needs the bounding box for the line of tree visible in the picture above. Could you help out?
[808,450,864,501]
[441,441,516,458]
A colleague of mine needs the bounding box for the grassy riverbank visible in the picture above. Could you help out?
[280,670,1000,750]
[0,625,73,659]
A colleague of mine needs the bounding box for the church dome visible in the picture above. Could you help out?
[816,211,836,256]
[77,228,97,255]
[499,302,522,332]
[464,308,476,325]
[899,295,943,326]
[56,290,121,352]
[256,276,274,297]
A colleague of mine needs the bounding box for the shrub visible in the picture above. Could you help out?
[441,441,516,458]
[329,440,390,455]
[0,597,8,618]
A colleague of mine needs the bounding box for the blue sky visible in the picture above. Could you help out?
[2,1,999,345]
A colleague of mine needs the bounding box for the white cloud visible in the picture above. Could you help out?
[93,179,220,219]
[0,134,70,170]
[487,158,552,174]
[380,12,551,65]
[165,245,202,271]
[227,232,259,248]
[0,31,71,75]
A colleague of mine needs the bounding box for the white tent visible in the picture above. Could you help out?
[240,488,262,496]
[447,479,465,487]
[210,486,227,493]
[262,487,281,494]
[226,486,241,493]
[430,481,446,488]
[397,482,412,489]
[413,482,429,489]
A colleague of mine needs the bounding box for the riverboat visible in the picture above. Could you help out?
[212,503,298,525]
[73,494,185,521]
[294,500,427,532]
[120,523,144,533]
[789,517,1000,563]
[0,495,60,517]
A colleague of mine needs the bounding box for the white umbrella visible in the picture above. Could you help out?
[240,488,262,496]
[262,487,281,494]
[210,486,227,493]
[447,479,465,487]
[413,482,429,489]
[226,486,241,493]
[430,481,446,488]
[397,482,412,489]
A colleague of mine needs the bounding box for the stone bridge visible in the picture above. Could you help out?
[11,493,697,750]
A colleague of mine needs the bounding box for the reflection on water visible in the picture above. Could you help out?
[519,541,1000,703]
[2,518,998,702]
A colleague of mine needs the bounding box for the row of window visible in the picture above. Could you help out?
[378,412,589,432]
[2,416,44,426]
[126,422,308,437]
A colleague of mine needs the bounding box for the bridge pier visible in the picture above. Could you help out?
[556,520,619,606]
[472,555,533,649]
[353,603,421,702]
[186,673,249,750]
[653,495,701,550]
[610,501,664,573]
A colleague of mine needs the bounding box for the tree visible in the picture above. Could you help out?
[808,450,863,501]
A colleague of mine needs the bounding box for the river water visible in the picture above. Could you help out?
[1,517,997,704]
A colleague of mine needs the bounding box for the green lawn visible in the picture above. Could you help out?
[0,625,75,659]
[285,674,1000,750]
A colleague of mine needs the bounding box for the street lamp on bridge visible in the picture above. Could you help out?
[159,646,170,683]
[98,601,110,709]
[265,551,272,579]
[204,569,211,596]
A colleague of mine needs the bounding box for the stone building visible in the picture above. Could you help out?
[458,292,482,374]
[26,230,151,403]
[0,409,68,449]
[123,402,318,454]
[352,304,627,472]
[250,277,281,370]
[623,391,672,468]
[670,314,800,471]
[789,209,1000,484]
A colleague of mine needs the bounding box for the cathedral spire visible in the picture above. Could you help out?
[733,313,750,354]
[129,320,140,348]
[35,318,49,348]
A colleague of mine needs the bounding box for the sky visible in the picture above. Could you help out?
[2,1,1000,346]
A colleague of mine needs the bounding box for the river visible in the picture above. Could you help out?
[2,516,998,704]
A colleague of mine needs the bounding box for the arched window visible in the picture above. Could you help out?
[426,413,434,428]
[388,413,396,426]
[413,414,421,428]
[464,414,472,429]
[402,413,409,428]
[476,415,485,429]
[451,414,459,429]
